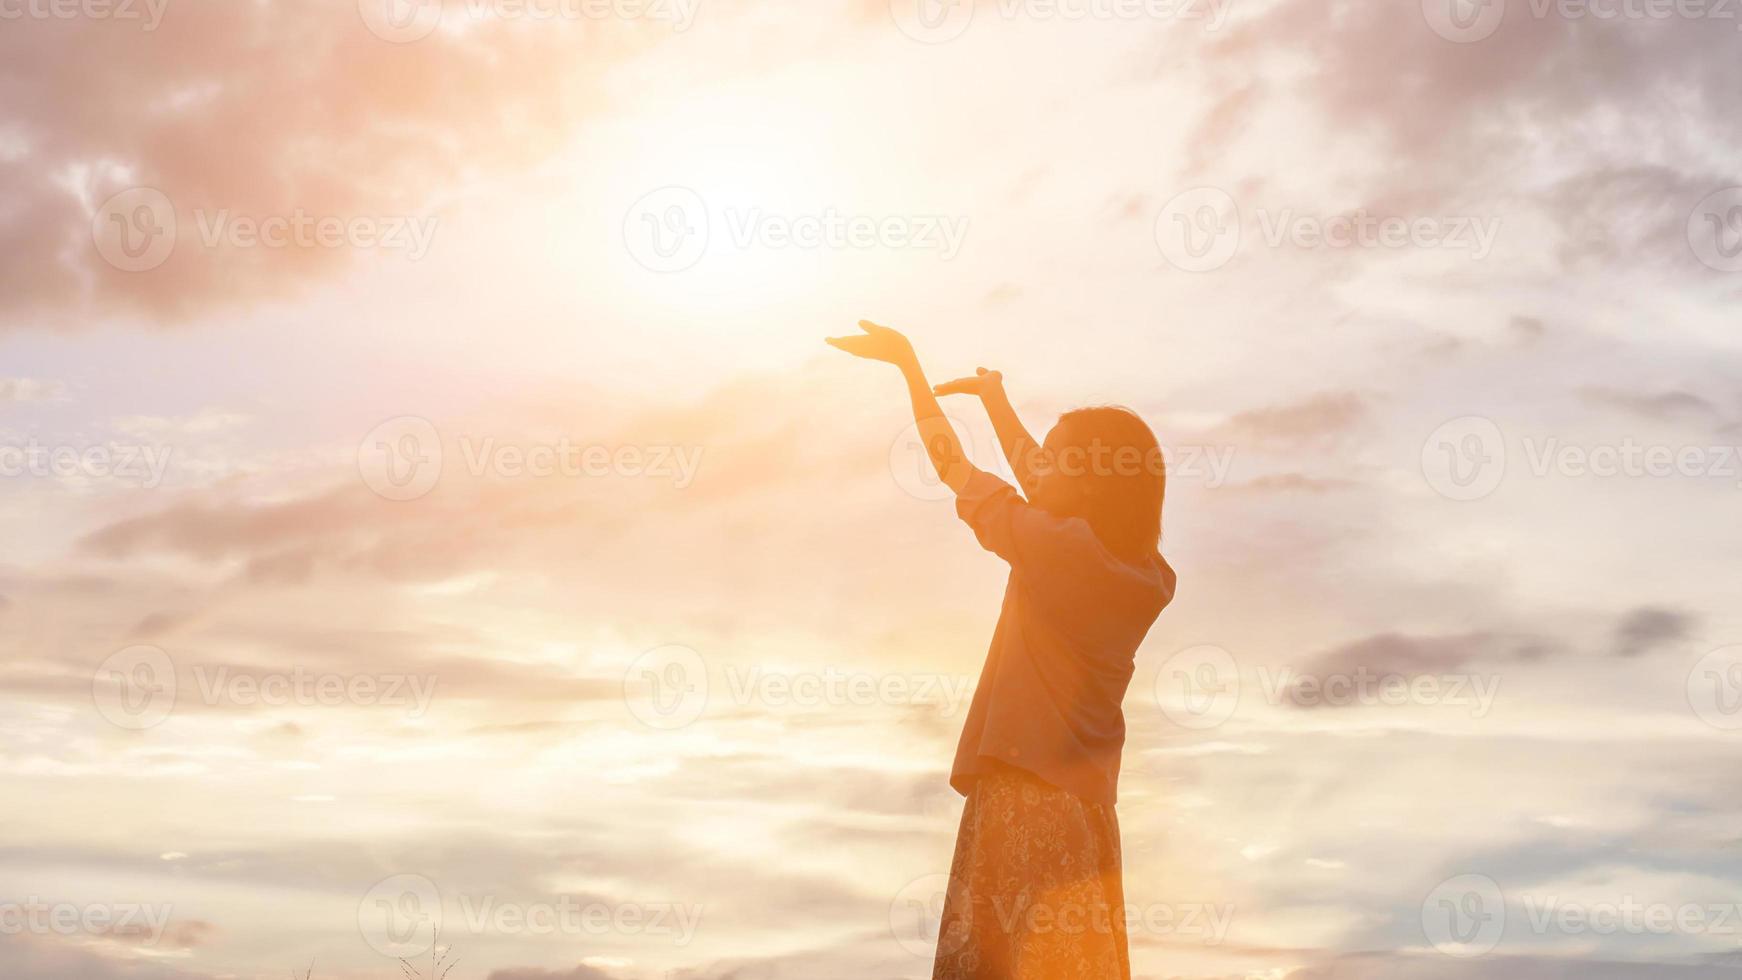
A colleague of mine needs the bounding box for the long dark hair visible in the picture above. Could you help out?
[1049,406,1166,561]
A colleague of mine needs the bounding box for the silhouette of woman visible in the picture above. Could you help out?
[828,320,1177,980]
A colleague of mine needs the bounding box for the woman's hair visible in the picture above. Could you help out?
[1047,406,1166,561]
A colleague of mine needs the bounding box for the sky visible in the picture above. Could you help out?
[3,0,1742,978]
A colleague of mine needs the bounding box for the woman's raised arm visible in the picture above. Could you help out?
[934,368,1044,499]
[826,320,977,495]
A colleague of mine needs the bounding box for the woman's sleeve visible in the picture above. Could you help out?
[954,470,1095,572]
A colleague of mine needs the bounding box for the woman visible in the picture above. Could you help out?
[827,320,1177,979]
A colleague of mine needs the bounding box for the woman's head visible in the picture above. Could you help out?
[1029,406,1166,560]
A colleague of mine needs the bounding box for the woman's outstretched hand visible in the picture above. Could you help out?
[825,320,917,368]
[933,367,1004,399]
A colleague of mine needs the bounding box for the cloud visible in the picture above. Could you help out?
[486,966,625,980]
[0,934,218,980]
[1580,387,1720,424]
[1219,392,1368,448]
[1284,952,1742,979]
[0,378,67,402]
[1613,606,1695,658]
[0,1,669,324]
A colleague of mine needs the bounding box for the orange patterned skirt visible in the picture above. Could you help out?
[932,762,1131,980]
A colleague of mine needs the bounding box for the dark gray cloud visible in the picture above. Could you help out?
[1220,392,1368,447]
[1580,387,1720,423]
[1613,606,1695,658]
